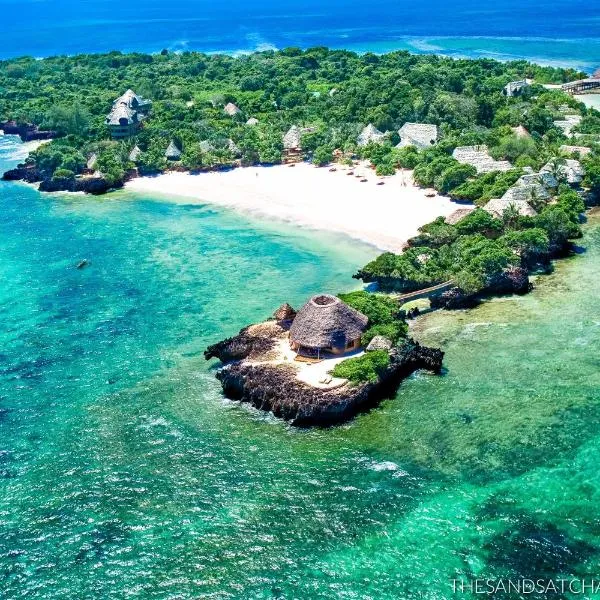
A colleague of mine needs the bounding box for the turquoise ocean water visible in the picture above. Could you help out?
[2,130,600,597]
[1,0,600,72]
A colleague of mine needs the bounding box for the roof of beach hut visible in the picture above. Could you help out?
[86,153,98,170]
[273,303,297,323]
[128,145,142,162]
[483,196,537,219]
[289,294,368,349]
[512,125,532,138]
[224,102,241,116]
[106,103,137,125]
[227,138,241,156]
[165,140,182,160]
[246,117,259,126]
[366,336,393,352]
[357,123,385,147]
[452,145,512,174]
[283,125,302,150]
[445,207,475,225]
[397,123,438,149]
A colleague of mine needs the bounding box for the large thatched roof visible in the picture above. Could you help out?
[224,102,241,116]
[283,125,302,150]
[165,140,182,160]
[397,123,438,149]
[289,294,368,349]
[106,103,137,126]
[357,123,385,147]
[452,145,512,174]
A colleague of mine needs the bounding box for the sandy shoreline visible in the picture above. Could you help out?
[126,162,462,252]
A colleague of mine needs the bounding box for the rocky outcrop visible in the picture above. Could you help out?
[2,164,43,183]
[38,176,118,195]
[204,322,283,362]
[213,339,444,427]
[431,267,531,310]
[0,121,58,142]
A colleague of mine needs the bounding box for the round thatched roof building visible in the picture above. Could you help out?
[289,294,368,356]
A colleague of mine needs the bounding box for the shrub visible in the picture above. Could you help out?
[361,322,408,346]
[330,350,390,384]
[338,291,400,325]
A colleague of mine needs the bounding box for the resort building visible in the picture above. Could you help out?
[503,80,530,97]
[512,125,531,138]
[357,124,386,147]
[289,294,368,358]
[246,117,259,126]
[397,123,438,149]
[452,145,512,174]
[106,89,152,140]
[165,140,182,161]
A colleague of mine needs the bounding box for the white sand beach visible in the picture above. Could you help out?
[126,162,461,252]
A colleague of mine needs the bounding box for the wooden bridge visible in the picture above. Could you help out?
[562,78,600,95]
[396,280,455,305]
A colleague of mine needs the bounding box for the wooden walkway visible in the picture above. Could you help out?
[396,280,455,305]
[562,78,600,95]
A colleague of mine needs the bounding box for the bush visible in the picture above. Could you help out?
[338,291,400,326]
[51,168,75,180]
[330,350,390,384]
[361,322,408,346]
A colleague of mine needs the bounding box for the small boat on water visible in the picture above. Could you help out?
[76,259,89,269]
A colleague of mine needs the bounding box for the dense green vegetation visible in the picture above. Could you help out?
[338,291,408,344]
[0,48,597,188]
[357,186,585,294]
[330,350,390,384]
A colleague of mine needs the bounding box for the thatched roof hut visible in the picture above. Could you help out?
[165,140,182,161]
[199,140,215,153]
[128,145,142,162]
[503,80,530,97]
[541,159,585,185]
[445,207,475,225]
[366,336,392,352]
[483,196,537,219]
[512,125,531,138]
[553,115,582,136]
[289,294,368,355]
[224,102,241,116]
[227,138,241,156]
[357,124,385,147]
[283,125,302,150]
[86,153,98,170]
[452,145,512,174]
[246,117,259,126]
[397,123,438,149]
[559,145,592,157]
[273,303,296,325]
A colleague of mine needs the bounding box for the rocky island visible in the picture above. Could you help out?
[205,294,443,426]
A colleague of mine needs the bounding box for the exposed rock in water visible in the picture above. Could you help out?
[38,176,118,195]
[2,165,43,183]
[488,266,531,295]
[430,287,478,310]
[212,339,444,427]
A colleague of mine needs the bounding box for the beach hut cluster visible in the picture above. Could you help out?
[106,90,152,140]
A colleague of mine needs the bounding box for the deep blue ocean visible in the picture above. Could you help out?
[1,0,599,71]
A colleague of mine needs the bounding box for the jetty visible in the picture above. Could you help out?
[397,280,455,306]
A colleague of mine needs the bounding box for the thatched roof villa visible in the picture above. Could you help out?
[106,89,152,140]
[483,196,537,219]
[246,117,259,126]
[541,159,585,185]
[165,140,182,161]
[397,123,438,149]
[452,145,512,174]
[289,294,368,357]
[357,124,385,147]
